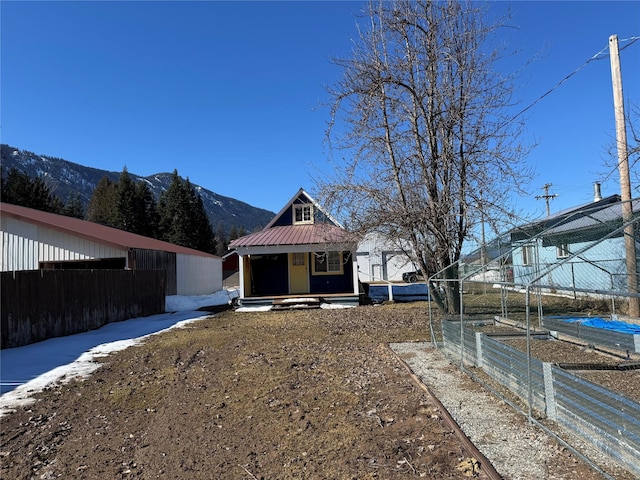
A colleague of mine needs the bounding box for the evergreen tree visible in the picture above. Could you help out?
[215,221,228,256]
[113,168,139,233]
[86,170,158,236]
[228,225,247,242]
[1,167,63,213]
[86,176,116,226]
[135,181,158,238]
[157,171,215,253]
[61,192,85,218]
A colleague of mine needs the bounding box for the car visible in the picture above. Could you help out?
[402,271,424,283]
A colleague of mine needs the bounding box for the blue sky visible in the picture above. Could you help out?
[2,1,639,219]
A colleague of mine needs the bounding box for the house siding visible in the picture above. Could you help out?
[1,217,124,271]
[512,236,634,292]
[249,254,289,296]
[176,253,223,296]
[356,233,415,282]
[309,253,354,293]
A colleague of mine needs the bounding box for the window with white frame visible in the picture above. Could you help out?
[556,243,570,259]
[313,251,343,274]
[292,252,306,266]
[522,245,534,266]
[294,204,313,224]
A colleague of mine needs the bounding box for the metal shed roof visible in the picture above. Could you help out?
[0,202,219,259]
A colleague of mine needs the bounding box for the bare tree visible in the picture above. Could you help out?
[317,0,531,313]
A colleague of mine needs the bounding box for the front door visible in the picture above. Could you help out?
[289,252,308,294]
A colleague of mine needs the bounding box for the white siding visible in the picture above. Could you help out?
[176,253,223,295]
[1,216,125,271]
[357,232,415,282]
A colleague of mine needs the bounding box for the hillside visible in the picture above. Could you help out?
[0,144,274,233]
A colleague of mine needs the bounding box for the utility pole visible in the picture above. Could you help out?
[535,183,558,217]
[609,34,639,317]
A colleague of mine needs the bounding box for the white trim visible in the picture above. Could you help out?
[233,244,355,256]
[264,188,344,230]
[293,204,314,225]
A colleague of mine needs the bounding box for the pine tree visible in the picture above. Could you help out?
[1,167,63,213]
[157,171,215,253]
[135,181,158,238]
[61,192,85,218]
[113,168,138,232]
[86,176,116,226]
[215,221,227,256]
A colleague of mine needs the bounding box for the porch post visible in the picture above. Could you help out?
[352,250,359,295]
[237,253,245,299]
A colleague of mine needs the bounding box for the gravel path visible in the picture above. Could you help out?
[390,342,631,480]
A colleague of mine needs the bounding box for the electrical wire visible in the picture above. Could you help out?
[507,35,640,126]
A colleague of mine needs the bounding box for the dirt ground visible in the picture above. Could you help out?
[0,302,631,479]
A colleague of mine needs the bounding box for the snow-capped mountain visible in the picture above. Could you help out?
[1,144,274,233]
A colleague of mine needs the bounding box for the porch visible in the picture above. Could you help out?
[238,292,363,310]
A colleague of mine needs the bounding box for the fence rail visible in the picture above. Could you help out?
[441,318,640,477]
[1,269,166,349]
[542,316,640,354]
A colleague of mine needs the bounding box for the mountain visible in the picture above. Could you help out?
[1,144,274,234]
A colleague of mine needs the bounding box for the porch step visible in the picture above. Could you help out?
[272,297,321,310]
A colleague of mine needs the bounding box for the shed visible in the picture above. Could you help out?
[1,202,222,295]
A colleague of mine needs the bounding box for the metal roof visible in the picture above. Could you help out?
[229,223,356,248]
[0,202,219,258]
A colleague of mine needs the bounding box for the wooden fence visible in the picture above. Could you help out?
[1,269,166,349]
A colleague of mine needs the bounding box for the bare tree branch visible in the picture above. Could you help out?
[317,0,532,313]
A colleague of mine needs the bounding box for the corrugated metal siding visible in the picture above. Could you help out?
[543,317,640,353]
[176,253,223,296]
[1,217,125,271]
[552,366,640,476]
[441,320,640,476]
[38,224,124,262]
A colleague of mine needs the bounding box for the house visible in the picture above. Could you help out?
[356,231,417,283]
[509,194,639,294]
[228,189,360,308]
[0,202,222,296]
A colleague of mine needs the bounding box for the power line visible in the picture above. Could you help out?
[507,35,640,126]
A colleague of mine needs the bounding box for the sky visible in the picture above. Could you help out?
[1,1,639,220]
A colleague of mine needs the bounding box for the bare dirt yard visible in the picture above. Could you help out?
[0,302,634,479]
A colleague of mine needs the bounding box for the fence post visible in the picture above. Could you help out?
[475,331,483,367]
[543,362,557,421]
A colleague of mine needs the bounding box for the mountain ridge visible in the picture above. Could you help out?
[0,144,275,234]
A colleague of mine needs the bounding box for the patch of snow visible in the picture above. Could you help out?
[235,306,273,312]
[281,297,318,303]
[320,303,355,309]
[0,289,239,417]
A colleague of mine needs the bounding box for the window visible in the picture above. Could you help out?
[313,251,343,275]
[522,245,534,266]
[556,243,570,259]
[294,204,313,224]
[292,252,306,266]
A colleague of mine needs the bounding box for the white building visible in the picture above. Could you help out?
[356,232,417,283]
[1,202,222,296]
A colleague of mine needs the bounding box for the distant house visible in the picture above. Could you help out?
[228,189,360,308]
[0,202,222,296]
[356,231,416,282]
[510,194,639,293]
